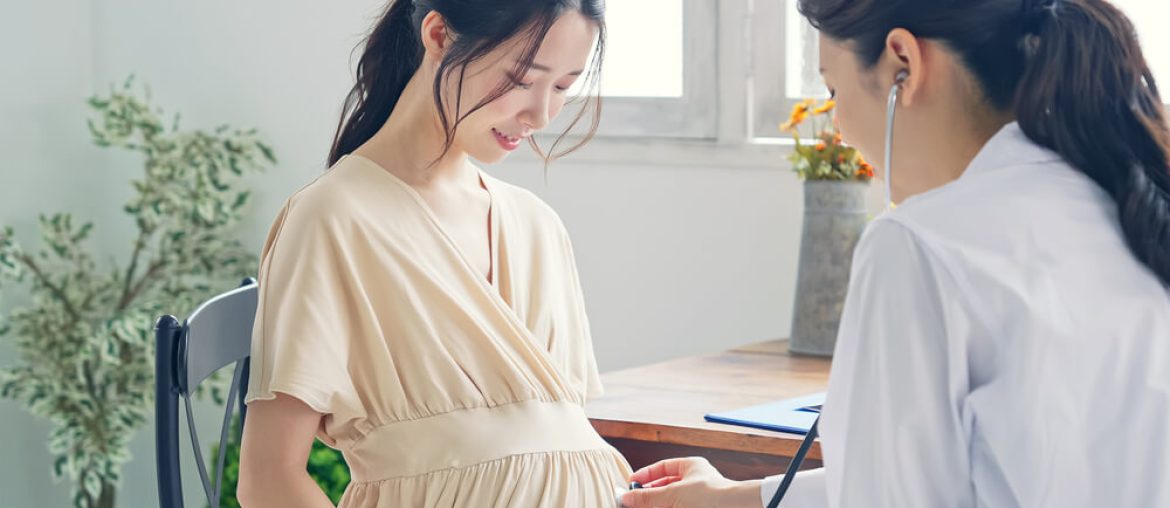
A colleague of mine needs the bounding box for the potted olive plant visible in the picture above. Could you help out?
[0,78,273,508]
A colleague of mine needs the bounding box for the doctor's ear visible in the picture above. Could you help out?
[883,28,924,106]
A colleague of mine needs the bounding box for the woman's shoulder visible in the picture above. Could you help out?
[887,155,1116,255]
[284,156,408,225]
[261,157,400,253]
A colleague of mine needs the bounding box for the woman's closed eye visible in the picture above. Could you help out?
[510,75,534,90]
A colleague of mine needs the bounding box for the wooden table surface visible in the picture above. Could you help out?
[586,340,831,480]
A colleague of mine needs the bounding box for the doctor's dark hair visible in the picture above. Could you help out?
[799,0,1170,286]
[328,0,606,167]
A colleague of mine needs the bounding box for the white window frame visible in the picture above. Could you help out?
[521,0,803,168]
[750,0,822,140]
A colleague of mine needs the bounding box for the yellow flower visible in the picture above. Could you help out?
[812,100,836,115]
[779,100,815,133]
[780,115,808,133]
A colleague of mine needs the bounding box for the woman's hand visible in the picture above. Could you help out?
[620,457,763,508]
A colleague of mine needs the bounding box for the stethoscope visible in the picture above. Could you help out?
[882,70,910,210]
[763,69,909,508]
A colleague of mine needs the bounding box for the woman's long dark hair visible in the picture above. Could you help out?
[799,0,1170,286]
[328,0,606,166]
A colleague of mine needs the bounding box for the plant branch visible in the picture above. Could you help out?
[117,230,150,312]
[117,257,165,313]
[17,254,81,322]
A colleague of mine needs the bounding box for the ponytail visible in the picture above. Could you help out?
[1015,0,1170,285]
[328,0,424,166]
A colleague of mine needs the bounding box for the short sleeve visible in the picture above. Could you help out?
[245,197,366,445]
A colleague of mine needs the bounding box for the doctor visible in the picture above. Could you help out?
[621,0,1170,506]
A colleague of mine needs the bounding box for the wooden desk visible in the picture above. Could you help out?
[586,340,831,480]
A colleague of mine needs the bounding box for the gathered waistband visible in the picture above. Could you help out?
[344,400,612,483]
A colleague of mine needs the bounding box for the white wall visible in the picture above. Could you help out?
[1,2,102,507]
[1,2,824,506]
[495,159,803,370]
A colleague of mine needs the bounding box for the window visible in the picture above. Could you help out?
[542,0,1170,164]
[551,0,717,139]
[750,0,820,141]
[752,0,1170,141]
[595,0,684,98]
[1112,1,1170,88]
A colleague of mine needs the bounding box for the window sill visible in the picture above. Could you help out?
[510,136,795,170]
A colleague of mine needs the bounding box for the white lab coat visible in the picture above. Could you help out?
[764,123,1170,507]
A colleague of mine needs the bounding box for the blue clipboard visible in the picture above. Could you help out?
[704,392,825,435]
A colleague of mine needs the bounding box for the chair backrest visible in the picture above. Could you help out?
[155,278,258,508]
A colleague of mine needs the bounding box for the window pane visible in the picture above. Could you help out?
[785,0,825,100]
[586,0,684,98]
[750,0,794,137]
[1112,1,1170,88]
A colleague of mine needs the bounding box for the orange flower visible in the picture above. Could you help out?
[779,100,815,133]
[833,132,843,145]
[837,154,847,164]
[857,160,876,179]
[812,100,836,115]
[815,141,827,151]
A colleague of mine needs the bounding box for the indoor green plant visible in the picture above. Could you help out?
[0,77,274,508]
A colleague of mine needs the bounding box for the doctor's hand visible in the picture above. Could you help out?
[620,457,763,508]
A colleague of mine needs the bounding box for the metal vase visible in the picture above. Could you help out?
[789,180,869,357]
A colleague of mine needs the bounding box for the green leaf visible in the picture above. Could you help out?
[256,142,276,164]
[232,192,250,211]
[71,223,94,243]
[0,379,18,398]
[53,455,69,478]
[82,469,102,500]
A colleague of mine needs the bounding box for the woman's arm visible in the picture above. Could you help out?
[820,219,971,507]
[238,393,336,508]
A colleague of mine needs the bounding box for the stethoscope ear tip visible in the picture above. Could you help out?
[895,69,910,86]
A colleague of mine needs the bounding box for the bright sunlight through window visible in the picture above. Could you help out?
[578,0,683,98]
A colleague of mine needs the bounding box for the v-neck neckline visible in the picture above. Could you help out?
[346,153,500,291]
[345,154,573,384]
